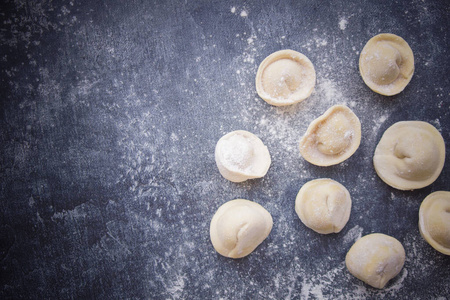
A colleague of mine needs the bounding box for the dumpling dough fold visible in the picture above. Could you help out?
[419,191,450,255]
[215,130,271,182]
[295,178,352,234]
[210,199,273,258]
[299,105,361,166]
[256,49,316,106]
[346,233,406,289]
[373,121,445,190]
[359,33,414,96]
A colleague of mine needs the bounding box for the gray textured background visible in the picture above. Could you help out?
[1,0,449,299]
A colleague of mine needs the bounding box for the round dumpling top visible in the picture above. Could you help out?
[215,130,271,182]
[210,199,273,259]
[295,178,351,234]
[299,105,361,166]
[256,49,316,106]
[419,191,450,255]
[346,233,406,289]
[373,121,445,190]
[359,33,414,96]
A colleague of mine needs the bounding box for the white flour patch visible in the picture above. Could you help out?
[378,114,388,124]
[165,273,186,297]
[51,206,88,221]
[300,264,347,299]
[430,118,442,131]
[301,279,325,299]
[383,268,408,293]
[315,78,345,106]
[315,37,328,47]
[170,132,179,142]
[343,225,363,244]
[339,18,348,30]
[371,113,390,137]
[60,5,70,15]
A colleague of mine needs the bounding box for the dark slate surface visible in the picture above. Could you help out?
[1,0,449,299]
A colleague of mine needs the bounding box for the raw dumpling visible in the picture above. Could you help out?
[215,130,271,182]
[346,233,406,289]
[295,178,351,234]
[210,199,273,258]
[359,33,414,96]
[419,191,450,255]
[299,105,361,166]
[255,49,316,106]
[373,121,445,190]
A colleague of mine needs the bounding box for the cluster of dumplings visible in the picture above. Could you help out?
[210,33,448,289]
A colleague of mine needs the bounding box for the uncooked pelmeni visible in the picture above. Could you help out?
[295,178,351,234]
[210,199,273,259]
[359,33,414,96]
[419,191,450,255]
[373,121,445,190]
[299,105,361,166]
[215,130,271,182]
[255,49,316,106]
[346,233,406,289]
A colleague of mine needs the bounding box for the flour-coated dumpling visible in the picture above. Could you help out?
[210,199,273,258]
[346,233,406,289]
[373,121,445,190]
[299,105,361,166]
[215,130,271,182]
[359,33,414,96]
[419,191,450,255]
[255,49,316,106]
[295,178,351,234]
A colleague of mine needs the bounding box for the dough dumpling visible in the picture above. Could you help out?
[299,105,361,166]
[210,199,273,258]
[255,49,316,106]
[419,191,450,255]
[373,121,445,190]
[295,178,351,234]
[346,233,406,289]
[359,33,414,96]
[215,130,271,182]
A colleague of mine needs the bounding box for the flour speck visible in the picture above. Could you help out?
[339,18,348,30]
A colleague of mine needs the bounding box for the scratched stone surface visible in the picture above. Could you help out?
[0,0,449,299]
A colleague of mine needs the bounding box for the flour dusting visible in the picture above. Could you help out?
[339,18,348,30]
[2,1,447,299]
[343,225,363,244]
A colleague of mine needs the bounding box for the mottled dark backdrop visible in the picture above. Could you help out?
[1,0,449,299]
